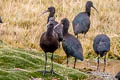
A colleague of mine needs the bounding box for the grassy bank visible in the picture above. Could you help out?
[0,40,91,80]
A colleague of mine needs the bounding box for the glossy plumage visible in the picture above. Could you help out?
[73,13,90,35]
[40,18,59,75]
[72,1,98,38]
[62,34,83,60]
[93,34,110,57]
[61,18,84,68]
[93,34,110,72]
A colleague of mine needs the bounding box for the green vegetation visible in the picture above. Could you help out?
[0,40,88,80]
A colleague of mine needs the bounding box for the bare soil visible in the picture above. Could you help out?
[63,59,120,80]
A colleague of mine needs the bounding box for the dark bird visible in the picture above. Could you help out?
[115,72,120,80]
[40,18,60,75]
[41,7,63,41]
[93,34,110,72]
[61,18,84,69]
[0,17,2,23]
[40,6,58,25]
[72,1,98,38]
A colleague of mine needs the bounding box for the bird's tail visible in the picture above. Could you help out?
[73,52,84,61]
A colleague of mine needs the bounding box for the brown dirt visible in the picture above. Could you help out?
[63,59,120,79]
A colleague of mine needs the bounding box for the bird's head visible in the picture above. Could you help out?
[48,6,55,13]
[86,1,98,13]
[61,18,70,34]
[40,6,55,16]
[61,18,69,27]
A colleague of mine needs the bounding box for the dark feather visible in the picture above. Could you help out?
[49,17,63,42]
[61,18,84,61]
[62,33,83,61]
[93,34,110,57]
[72,12,90,35]
[72,1,98,36]
[40,19,59,53]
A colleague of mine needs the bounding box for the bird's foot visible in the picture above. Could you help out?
[50,69,56,75]
[43,70,47,76]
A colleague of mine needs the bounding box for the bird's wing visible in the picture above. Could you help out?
[53,24,63,41]
[93,35,110,52]
[78,14,90,31]
[72,13,90,34]
[97,38,110,52]
[62,35,83,60]
[62,37,74,56]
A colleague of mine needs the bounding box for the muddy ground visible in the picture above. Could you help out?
[63,59,120,80]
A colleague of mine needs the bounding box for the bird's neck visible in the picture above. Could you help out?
[63,30,68,36]
[62,21,69,36]
[86,7,91,17]
[63,26,69,36]
[47,12,55,23]
[46,25,54,37]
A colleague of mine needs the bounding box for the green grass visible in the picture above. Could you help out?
[0,40,89,80]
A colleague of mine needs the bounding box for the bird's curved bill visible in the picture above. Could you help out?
[40,10,49,16]
[92,6,99,13]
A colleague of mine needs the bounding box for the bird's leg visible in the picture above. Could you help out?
[50,53,55,75]
[43,52,47,75]
[103,55,106,72]
[73,58,77,69]
[97,55,100,71]
[67,55,69,67]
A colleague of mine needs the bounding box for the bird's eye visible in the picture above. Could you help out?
[48,8,50,10]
